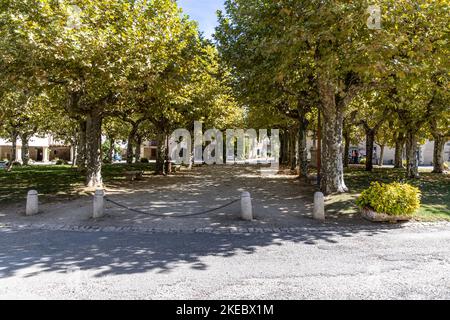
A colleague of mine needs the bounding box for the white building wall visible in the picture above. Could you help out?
[350,139,450,166]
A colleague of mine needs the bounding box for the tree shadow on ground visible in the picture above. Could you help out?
[0,223,406,279]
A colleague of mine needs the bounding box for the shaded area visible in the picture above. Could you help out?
[0,225,406,279]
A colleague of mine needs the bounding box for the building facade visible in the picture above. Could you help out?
[0,135,73,163]
[347,140,450,166]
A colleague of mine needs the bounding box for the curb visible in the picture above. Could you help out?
[1,221,449,235]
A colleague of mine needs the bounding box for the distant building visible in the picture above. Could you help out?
[118,140,158,161]
[347,140,450,166]
[0,135,73,163]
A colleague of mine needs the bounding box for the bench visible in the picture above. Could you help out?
[124,170,144,181]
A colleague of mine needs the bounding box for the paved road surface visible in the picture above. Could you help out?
[0,224,449,299]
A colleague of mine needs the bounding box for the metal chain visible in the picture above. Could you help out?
[104,196,240,219]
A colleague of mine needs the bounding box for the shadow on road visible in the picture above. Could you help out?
[0,224,405,279]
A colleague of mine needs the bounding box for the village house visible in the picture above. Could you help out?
[344,140,450,166]
[0,135,73,163]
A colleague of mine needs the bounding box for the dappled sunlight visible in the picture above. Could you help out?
[332,167,450,221]
[0,224,403,279]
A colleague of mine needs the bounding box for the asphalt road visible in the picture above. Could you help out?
[0,224,449,300]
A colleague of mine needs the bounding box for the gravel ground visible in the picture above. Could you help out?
[0,165,358,231]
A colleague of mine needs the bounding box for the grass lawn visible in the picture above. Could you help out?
[326,167,450,221]
[0,163,156,204]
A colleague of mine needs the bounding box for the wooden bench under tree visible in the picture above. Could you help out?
[124,170,144,181]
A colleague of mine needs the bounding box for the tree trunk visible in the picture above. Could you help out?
[298,119,309,178]
[405,130,419,179]
[155,133,166,175]
[378,145,385,167]
[318,75,347,194]
[365,129,375,172]
[10,130,18,162]
[72,141,78,167]
[432,134,445,173]
[394,133,405,168]
[107,137,115,164]
[127,123,141,164]
[343,130,350,168]
[76,121,87,170]
[164,136,172,175]
[289,129,297,171]
[134,135,143,163]
[6,130,18,171]
[281,130,289,165]
[20,133,31,166]
[126,136,134,164]
[85,110,103,187]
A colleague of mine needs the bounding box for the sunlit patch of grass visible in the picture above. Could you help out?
[327,167,450,221]
[0,163,156,204]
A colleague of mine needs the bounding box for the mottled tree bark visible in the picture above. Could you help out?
[318,90,348,192]
[134,135,143,163]
[298,118,309,178]
[321,111,347,193]
[281,130,289,165]
[432,135,446,174]
[10,130,18,162]
[20,133,31,166]
[394,133,405,169]
[106,137,115,164]
[289,129,297,171]
[76,120,87,170]
[405,130,419,179]
[164,136,172,175]
[126,121,143,164]
[378,144,385,167]
[343,129,350,168]
[85,110,103,188]
[155,133,166,175]
[126,135,134,164]
[318,75,348,194]
[6,130,18,172]
[365,129,375,172]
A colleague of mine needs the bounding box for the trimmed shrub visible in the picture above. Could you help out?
[140,158,149,163]
[444,162,449,171]
[356,182,421,216]
[359,157,367,165]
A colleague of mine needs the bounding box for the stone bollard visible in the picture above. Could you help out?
[313,192,325,221]
[26,190,39,216]
[241,191,253,221]
[93,189,105,219]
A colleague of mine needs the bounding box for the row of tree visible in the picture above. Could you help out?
[1,0,448,194]
[0,0,243,186]
[216,0,449,194]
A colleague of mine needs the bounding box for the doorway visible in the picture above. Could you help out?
[36,148,43,162]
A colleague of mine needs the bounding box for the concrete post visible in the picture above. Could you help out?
[313,192,325,220]
[241,191,253,221]
[93,189,105,219]
[26,190,39,216]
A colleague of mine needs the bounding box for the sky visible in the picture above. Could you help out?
[177,0,225,39]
